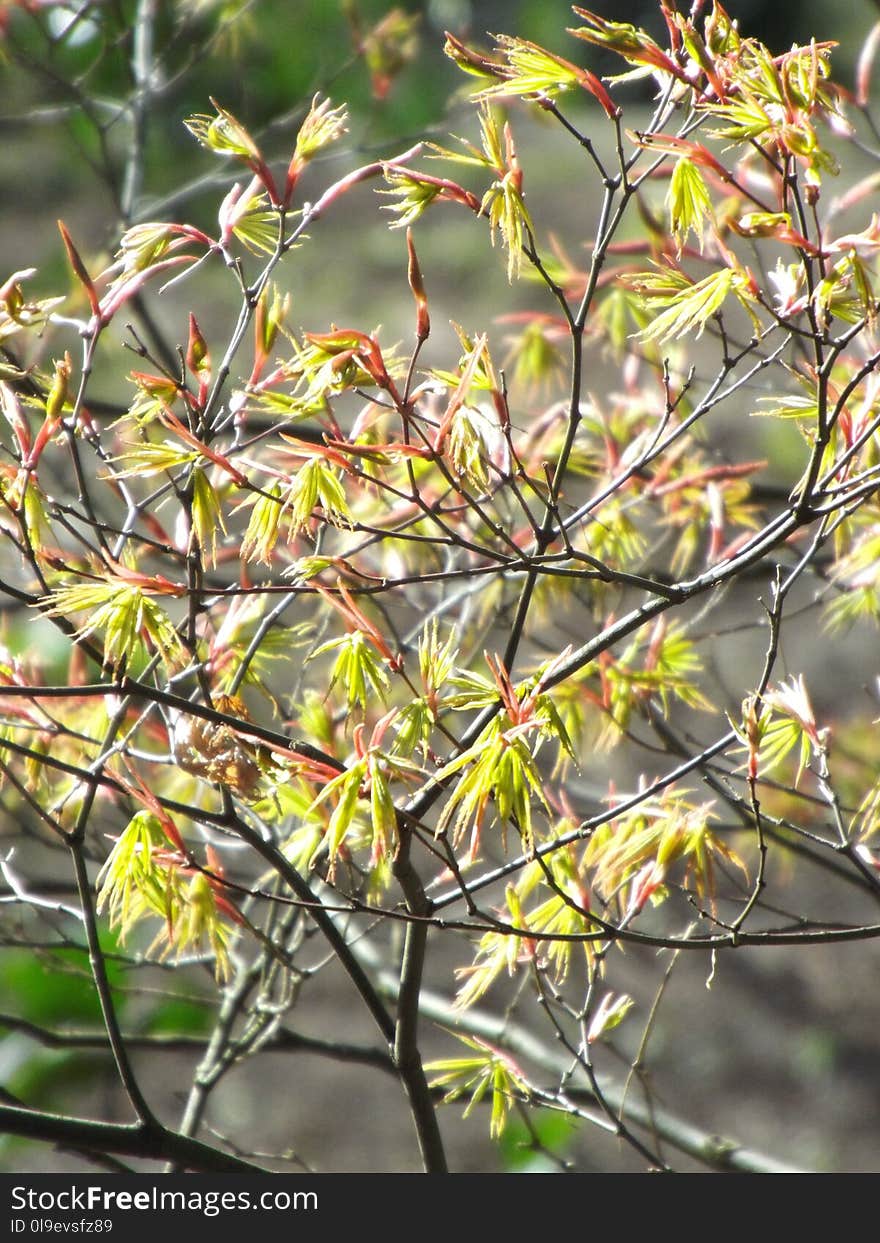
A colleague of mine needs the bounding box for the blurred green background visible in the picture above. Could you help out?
[2,0,880,1175]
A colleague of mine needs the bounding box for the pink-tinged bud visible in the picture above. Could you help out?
[492,386,510,431]
[856,22,880,108]
[627,862,664,918]
[743,696,761,783]
[0,382,30,458]
[58,220,100,322]
[706,481,725,563]
[217,177,261,245]
[406,228,430,342]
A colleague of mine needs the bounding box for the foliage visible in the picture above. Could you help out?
[1,0,880,1176]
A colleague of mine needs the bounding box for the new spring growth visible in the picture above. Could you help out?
[406,227,430,343]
